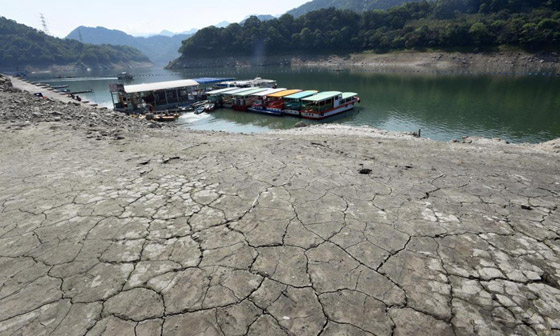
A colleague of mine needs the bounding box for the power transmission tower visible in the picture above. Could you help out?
[78,28,83,42]
[40,13,50,35]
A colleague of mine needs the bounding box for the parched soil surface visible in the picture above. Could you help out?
[1,76,559,335]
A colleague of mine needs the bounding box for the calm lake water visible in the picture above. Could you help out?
[36,66,560,143]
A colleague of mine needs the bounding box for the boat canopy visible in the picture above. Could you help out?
[302,91,342,102]
[232,88,268,97]
[284,90,319,100]
[216,77,277,88]
[252,88,287,97]
[341,92,358,99]
[193,77,234,84]
[206,87,239,95]
[124,79,199,93]
[223,87,258,95]
[267,89,302,98]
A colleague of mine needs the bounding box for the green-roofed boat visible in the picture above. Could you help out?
[300,91,360,120]
[282,90,319,117]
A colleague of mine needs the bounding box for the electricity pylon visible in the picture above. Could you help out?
[40,13,50,35]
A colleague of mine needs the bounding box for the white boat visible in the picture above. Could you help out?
[299,92,360,120]
[232,88,269,111]
[221,88,258,108]
[214,77,278,89]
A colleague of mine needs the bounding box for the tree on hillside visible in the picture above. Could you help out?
[177,0,559,58]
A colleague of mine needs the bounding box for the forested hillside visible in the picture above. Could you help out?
[178,0,560,58]
[66,26,192,64]
[286,0,422,17]
[0,17,150,69]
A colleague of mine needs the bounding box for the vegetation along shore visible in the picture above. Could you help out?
[168,0,559,69]
[0,17,152,72]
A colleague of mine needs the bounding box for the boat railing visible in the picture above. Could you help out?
[268,100,284,109]
[284,101,301,110]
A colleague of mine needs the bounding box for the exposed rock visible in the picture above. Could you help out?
[0,75,167,136]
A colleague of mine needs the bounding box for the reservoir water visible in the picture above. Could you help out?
[36,66,560,143]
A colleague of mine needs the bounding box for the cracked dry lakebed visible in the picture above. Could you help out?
[1,85,560,335]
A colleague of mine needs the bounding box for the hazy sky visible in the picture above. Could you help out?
[2,0,309,37]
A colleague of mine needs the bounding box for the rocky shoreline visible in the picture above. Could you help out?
[1,74,559,335]
[295,50,560,72]
[1,75,167,139]
[167,50,560,73]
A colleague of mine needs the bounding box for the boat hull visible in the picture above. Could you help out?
[247,107,283,116]
[283,109,301,116]
[232,105,249,111]
[299,101,357,120]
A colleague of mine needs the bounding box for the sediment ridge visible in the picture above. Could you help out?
[1,74,559,335]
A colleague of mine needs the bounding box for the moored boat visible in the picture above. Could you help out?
[109,79,199,113]
[152,111,179,122]
[117,72,134,80]
[194,106,205,114]
[282,90,319,116]
[214,77,278,89]
[231,88,269,111]
[300,92,360,120]
[206,87,239,107]
[247,89,301,115]
[221,88,259,108]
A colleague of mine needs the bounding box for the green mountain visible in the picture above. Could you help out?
[286,0,423,17]
[240,15,276,24]
[175,0,559,60]
[66,26,193,65]
[0,17,150,70]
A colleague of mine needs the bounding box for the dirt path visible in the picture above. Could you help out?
[10,76,99,108]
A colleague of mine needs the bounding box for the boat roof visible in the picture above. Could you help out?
[252,88,288,97]
[222,87,258,95]
[206,87,238,95]
[219,77,276,86]
[341,92,358,99]
[193,77,234,84]
[232,88,269,97]
[284,90,319,100]
[267,89,302,98]
[124,79,199,93]
[302,91,342,102]
[254,79,277,83]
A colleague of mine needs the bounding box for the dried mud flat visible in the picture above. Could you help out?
[1,76,560,335]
